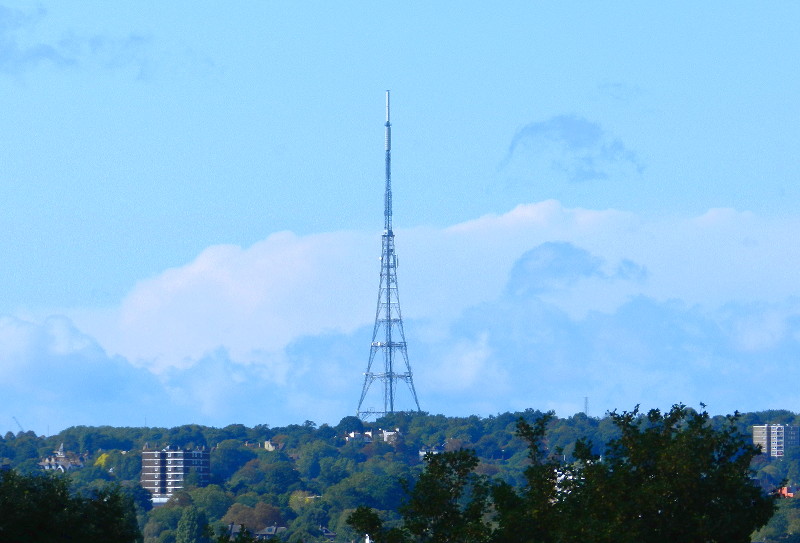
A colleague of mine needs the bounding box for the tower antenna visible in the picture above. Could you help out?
[357,91,421,420]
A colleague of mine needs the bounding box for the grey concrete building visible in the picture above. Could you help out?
[752,424,800,458]
[141,445,210,504]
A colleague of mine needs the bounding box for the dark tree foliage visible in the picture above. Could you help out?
[0,469,141,543]
[564,404,776,543]
[346,505,407,543]
[175,505,210,543]
[336,416,365,435]
[491,412,562,543]
[400,449,492,543]
[349,405,776,543]
[347,505,385,539]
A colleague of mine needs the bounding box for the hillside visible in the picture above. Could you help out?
[1,408,797,542]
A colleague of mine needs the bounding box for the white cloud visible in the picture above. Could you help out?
[0,315,169,431]
[84,230,375,373]
[425,333,503,392]
[24,199,800,430]
[72,200,800,375]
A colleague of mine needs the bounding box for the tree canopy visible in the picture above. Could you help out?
[0,405,790,541]
[0,469,141,543]
[350,404,776,543]
[564,405,775,543]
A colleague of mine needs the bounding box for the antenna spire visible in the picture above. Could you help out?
[384,90,392,233]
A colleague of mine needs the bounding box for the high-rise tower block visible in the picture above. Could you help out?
[357,91,421,420]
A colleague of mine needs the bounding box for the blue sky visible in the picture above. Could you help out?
[2,2,800,435]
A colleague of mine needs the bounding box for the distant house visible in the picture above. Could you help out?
[263,439,284,452]
[345,431,373,443]
[778,486,796,498]
[346,428,402,444]
[39,443,84,472]
[141,445,210,505]
[226,524,287,541]
[418,444,445,459]
[320,526,336,541]
[380,428,401,444]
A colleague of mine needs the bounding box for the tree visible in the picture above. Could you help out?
[189,484,232,522]
[564,404,777,543]
[399,449,492,543]
[347,505,385,539]
[348,405,777,543]
[0,469,141,543]
[223,502,283,532]
[346,505,407,543]
[491,412,562,543]
[336,416,365,435]
[210,440,257,483]
[175,506,209,543]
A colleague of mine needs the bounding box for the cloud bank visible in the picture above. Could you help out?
[7,200,800,434]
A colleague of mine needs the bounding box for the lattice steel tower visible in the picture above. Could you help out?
[357,91,421,420]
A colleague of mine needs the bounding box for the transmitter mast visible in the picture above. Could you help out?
[357,91,421,420]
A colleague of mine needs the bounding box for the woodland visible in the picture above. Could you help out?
[1,406,799,542]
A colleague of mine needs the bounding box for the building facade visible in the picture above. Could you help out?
[752,424,800,458]
[141,446,210,504]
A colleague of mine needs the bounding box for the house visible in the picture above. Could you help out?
[346,428,402,444]
[778,486,796,498]
[380,428,401,444]
[226,524,287,541]
[345,431,373,443]
[263,440,284,452]
[38,443,84,472]
[418,444,445,459]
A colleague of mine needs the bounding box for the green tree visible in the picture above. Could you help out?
[336,416,365,435]
[491,412,562,543]
[143,506,183,543]
[210,440,257,483]
[175,506,209,543]
[189,484,232,522]
[399,449,492,543]
[222,502,284,532]
[565,404,777,543]
[346,505,408,543]
[0,469,141,543]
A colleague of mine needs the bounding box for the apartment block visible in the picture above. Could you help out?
[752,424,800,458]
[141,446,210,504]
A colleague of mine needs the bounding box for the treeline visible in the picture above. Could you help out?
[348,406,775,543]
[0,407,797,542]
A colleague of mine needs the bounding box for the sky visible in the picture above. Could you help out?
[2,2,800,436]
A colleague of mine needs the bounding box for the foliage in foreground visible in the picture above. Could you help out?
[349,404,777,543]
[0,468,141,543]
